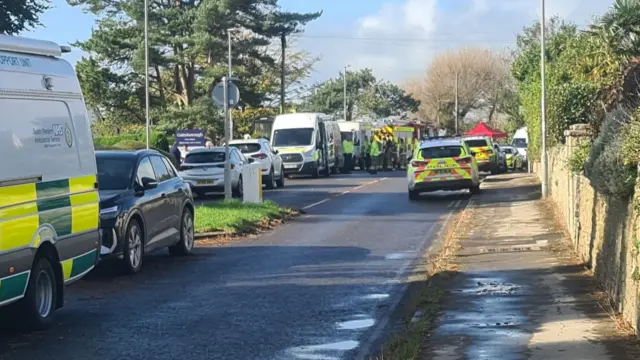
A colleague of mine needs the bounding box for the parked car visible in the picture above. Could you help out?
[494,143,507,174]
[178,147,253,197]
[96,150,195,274]
[229,138,285,189]
[500,145,525,170]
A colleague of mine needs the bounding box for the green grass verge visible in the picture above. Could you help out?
[194,199,293,234]
[372,281,446,360]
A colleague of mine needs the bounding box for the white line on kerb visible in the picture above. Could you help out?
[454,199,462,208]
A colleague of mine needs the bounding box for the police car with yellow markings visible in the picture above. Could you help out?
[463,136,499,174]
[407,137,481,200]
[0,35,100,329]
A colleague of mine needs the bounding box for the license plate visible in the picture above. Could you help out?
[285,164,297,169]
[197,180,214,185]
[431,169,450,175]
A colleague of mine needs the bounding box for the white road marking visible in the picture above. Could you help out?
[302,199,330,210]
[454,199,462,208]
[302,177,389,209]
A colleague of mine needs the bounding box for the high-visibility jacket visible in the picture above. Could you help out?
[370,141,380,157]
[342,140,354,154]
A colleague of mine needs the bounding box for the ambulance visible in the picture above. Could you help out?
[0,35,100,328]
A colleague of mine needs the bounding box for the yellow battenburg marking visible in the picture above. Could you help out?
[0,215,39,251]
[71,203,99,234]
[0,202,37,220]
[70,191,99,206]
[0,183,37,208]
[61,259,73,280]
[69,175,96,194]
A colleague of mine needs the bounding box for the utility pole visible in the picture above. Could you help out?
[454,71,459,135]
[280,33,286,114]
[223,77,232,199]
[144,0,150,149]
[540,0,548,197]
[227,30,234,140]
[343,65,348,121]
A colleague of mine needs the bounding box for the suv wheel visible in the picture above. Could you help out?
[470,185,481,194]
[265,168,276,190]
[170,209,194,256]
[312,163,320,178]
[233,176,244,197]
[123,220,144,274]
[408,189,420,200]
[276,166,285,187]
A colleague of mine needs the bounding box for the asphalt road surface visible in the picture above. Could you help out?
[0,171,470,360]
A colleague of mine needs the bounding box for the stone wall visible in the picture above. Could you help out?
[534,124,640,335]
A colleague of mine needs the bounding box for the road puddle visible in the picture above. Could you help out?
[337,318,375,330]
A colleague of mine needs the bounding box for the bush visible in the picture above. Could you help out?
[93,131,170,151]
[94,140,178,168]
[567,142,590,174]
[584,108,637,198]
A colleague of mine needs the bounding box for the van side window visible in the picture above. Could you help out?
[150,155,171,182]
[136,157,156,185]
[0,98,81,181]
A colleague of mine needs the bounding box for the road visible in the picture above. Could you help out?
[0,171,469,360]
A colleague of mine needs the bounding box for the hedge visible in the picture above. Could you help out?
[94,140,178,168]
[93,131,171,151]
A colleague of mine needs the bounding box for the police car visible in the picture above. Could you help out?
[407,137,481,200]
[463,136,499,174]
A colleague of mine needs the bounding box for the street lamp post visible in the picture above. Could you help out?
[541,0,548,197]
[343,65,348,120]
[227,30,234,140]
[144,0,150,149]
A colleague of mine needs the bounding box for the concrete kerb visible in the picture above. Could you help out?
[356,199,470,360]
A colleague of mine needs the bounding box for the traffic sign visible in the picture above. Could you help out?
[212,80,240,109]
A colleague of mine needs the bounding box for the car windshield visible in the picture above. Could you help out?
[513,138,527,148]
[185,152,225,164]
[96,156,136,190]
[465,139,488,147]
[501,147,514,154]
[272,128,314,147]
[420,146,463,159]
[231,143,262,154]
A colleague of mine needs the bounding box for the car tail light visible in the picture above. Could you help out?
[456,157,473,164]
[252,153,268,159]
[411,161,426,167]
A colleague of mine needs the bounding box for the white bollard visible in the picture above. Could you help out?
[242,163,263,203]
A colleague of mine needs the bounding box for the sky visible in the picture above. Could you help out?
[25,0,614,85]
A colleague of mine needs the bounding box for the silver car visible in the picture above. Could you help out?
[178,147,252,197]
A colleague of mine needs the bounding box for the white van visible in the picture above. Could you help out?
[0,35,101,328]
[512,127,528,163]
[270,113,334,178]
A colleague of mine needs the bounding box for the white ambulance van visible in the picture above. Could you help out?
[270,113,333,178]
[0,35,100,329]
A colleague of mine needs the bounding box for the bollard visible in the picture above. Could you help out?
[242,163,263,203]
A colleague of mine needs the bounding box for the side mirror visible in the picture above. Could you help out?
[273,149,279,154]
[248,158,256,164]
[471,151,477,156]
[141,177,158,190]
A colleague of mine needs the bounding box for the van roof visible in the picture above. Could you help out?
[0,34,69,58]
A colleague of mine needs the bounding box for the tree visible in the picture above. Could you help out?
[68,0,320,138]
[0,0,49,35]
[405,48,512,132]
[259,9,322,113]
[301,68,419,120]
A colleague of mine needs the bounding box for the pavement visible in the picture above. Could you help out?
[422,173,640,360]
[0,170,470,360]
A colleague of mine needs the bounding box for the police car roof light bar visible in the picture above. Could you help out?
[0,34,64,58]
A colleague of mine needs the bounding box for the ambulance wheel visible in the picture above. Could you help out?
[331,165,338,174]
[408,189,420,200]
[21,257,58,330]
[470,185,481,194]
[312,164,320,178]
[323,164,331,177]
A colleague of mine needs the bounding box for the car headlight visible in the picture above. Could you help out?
[100,206,120,219]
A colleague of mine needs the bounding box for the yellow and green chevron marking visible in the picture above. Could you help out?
[0,271,30,303]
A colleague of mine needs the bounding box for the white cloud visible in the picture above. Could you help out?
[296,0,613,85]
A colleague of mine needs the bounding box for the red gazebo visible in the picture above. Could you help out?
[465,122,508,139]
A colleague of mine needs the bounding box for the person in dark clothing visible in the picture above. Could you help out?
[170,142,182,165]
